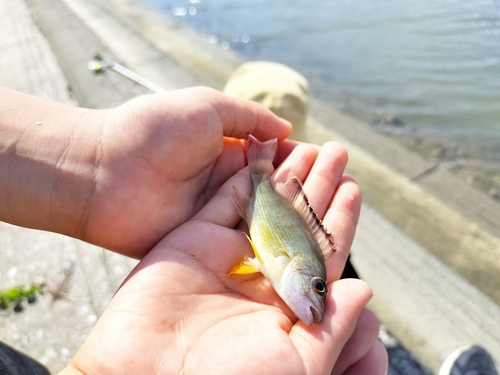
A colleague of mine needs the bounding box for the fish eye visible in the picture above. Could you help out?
[312,277,328,297]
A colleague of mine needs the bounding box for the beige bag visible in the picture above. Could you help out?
[223,61,309,141]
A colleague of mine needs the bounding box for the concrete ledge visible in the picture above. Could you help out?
[352,205,500,373]
[61,0,243,91]
[306,119,500,372]
[0,221,138,373]
[307,115,500,304]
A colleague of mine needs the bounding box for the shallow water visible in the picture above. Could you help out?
[142,0,500,165]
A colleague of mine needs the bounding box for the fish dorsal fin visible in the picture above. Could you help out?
[276,177,336,259]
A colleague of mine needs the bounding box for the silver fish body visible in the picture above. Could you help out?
[229,135,335,325]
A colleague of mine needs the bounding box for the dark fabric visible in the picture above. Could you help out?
[340,255,359,279]
[0,342,50,375]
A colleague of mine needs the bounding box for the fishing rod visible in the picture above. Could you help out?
[87,54,167,93]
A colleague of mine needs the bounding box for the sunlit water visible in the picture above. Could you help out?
[142,0,500,165]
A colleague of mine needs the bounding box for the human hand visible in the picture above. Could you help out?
[77,87,294,257]
[62,141,387,375]
[0,87,290,258]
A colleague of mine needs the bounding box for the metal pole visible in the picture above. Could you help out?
[88,55,167,93]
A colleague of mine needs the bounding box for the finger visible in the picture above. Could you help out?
[272,143,319,186]
[203,138,247,202]
[204,88,292,140]
[159,218,254,280]
[322,176,362,280]
[275,139,300,166]
[301,142,348,219]
[342,341,388,375]
[331,309,380,375]
[193,166,250,229]
[271,142,359,281]
[289,279,373,375]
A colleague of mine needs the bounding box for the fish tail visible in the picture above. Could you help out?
[248,134,277,176]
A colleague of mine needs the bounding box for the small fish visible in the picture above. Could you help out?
[228,135,335,325]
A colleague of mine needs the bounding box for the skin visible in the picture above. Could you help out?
[0,86,290,258]
[0,86,388,375]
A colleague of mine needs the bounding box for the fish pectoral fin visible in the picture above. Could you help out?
[227,256,261,276]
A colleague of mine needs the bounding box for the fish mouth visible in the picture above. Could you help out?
[310,306,324,323]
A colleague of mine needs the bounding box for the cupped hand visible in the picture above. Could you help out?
[65,141,387,375]
[83,87,291,257]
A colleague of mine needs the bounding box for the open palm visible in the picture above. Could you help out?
[67,141,387,375]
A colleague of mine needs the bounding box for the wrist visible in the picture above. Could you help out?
[0,87,105,239]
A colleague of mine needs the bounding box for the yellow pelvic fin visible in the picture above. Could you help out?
[227,234,262,277]
[244,233,263,263]
[227,256,260,276]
